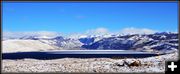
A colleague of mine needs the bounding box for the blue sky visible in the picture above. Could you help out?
[2,2,178,34]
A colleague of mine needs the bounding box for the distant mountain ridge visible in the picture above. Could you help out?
[3,32,178,54]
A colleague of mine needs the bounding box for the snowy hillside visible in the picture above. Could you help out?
[2,40,61,53]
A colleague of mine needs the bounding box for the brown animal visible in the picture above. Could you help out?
[129,60,141,67]
[123,60,141,67]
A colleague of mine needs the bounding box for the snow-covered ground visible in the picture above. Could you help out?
[2,52,178,73]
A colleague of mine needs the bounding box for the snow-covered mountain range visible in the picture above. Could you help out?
[3,32,178,53]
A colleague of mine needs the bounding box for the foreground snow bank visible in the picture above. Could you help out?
[2,52,178,73]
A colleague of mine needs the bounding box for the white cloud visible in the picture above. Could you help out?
[3,31,62,39]
[3,27,158,40]
[120,27,157,34]
[85,27,109,35]
[84,27,157,35]
[32,31,60,37]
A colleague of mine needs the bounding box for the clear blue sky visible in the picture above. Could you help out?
[2,2,178,33]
